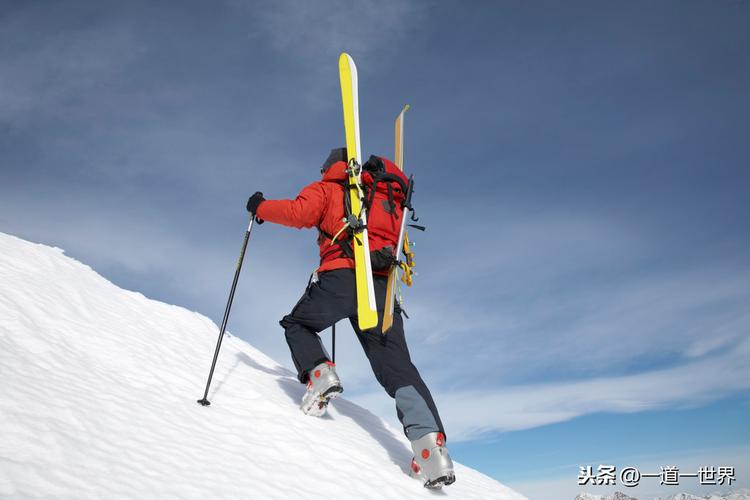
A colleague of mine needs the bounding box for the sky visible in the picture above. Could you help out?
[1,1,749,498]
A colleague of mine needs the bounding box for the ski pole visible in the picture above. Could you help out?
[197,214,257,406]
[332,323,336,364]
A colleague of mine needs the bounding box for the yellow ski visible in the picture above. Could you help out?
[382,104,410,333]
[339,53,378,330]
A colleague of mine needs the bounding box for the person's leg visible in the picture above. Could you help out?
[280,269,357,383]
[349,277,446,441]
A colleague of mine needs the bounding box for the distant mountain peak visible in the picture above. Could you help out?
[576,488,750,500]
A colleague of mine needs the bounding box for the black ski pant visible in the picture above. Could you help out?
[280,268,446,442]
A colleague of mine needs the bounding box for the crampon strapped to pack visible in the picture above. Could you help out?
[319,155,424,273]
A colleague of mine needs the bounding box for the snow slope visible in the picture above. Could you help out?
[0,232,525,499]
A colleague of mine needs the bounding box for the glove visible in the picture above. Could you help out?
[246,192,265,214]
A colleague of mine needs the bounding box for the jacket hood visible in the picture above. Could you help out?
[321,160,349,182]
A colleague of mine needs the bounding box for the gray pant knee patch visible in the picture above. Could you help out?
[395,385,439,440]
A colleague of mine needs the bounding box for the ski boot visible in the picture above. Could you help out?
[409,431,456,488]
[300,361,343,417]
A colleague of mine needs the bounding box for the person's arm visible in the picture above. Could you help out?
[253,182,327,229]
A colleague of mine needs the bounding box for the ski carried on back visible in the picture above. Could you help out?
[383,105,416,333]
[382,105,409,332]
[338,53,378,331]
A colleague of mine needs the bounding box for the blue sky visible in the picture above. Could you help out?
[2,1,749,498]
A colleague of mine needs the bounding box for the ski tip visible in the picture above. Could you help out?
[338,53,357,79]
[340,53,358,75]
[402,104,410,113]
[339,52,355,66]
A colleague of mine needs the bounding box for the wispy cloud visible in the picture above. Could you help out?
[397,205,750,384]
[227,0,425,113]
[345,204,750,439]
[355,333,750,440]
[242,0,421,67]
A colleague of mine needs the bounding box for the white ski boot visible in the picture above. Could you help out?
[409,431,456,488]
[300,361,343,417]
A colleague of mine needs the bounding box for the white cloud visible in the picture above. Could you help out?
[353,334,750,441]
[387,205,750,392]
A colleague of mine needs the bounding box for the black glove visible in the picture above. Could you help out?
[246,192,265,214]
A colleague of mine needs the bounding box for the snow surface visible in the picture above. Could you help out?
[0,232,526,499]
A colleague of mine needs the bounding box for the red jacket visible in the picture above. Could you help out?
[256,158,406,274]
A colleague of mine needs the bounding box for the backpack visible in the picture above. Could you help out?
[320,155,415,271]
